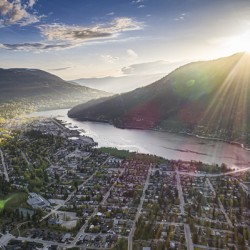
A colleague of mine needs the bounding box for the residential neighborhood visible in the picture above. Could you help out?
[0,117,250,250]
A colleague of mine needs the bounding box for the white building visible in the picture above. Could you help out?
[27,193,50,209]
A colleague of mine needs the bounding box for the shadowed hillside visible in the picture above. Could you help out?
[0,68,110,110]
[69,53,250,145]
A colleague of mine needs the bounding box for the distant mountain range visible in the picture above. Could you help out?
[72,59,187,93]
[0,68,109,110]
[68,53,250,144]
[72,73,166,93]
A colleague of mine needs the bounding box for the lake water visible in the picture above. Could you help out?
[29,109,250,168]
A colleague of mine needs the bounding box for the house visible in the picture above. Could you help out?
[48,218,61,225]
[61,233,71,243]
[27,193,50,209]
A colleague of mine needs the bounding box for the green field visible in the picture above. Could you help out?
[99,147,131,159]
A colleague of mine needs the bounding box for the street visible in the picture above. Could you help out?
[128,166,152,250]
[184,224,194,250]
[0,149,9,182]
[176,171,185,215]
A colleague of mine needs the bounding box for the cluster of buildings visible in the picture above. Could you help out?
[1,117,250,250]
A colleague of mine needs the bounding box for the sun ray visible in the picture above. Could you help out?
[193,53,250,166]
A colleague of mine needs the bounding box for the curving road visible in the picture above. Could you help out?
[0,149,9,182]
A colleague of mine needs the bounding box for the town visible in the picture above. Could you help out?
[0,117,250,250]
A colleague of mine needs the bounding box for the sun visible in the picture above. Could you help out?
[228,32,250,53]
[237,36,250,52]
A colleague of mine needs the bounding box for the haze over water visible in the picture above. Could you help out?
[29,109,250,169]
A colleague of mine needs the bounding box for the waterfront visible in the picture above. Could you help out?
[29,109,250,168]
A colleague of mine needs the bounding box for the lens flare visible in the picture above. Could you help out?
[0,196,13,212]
[193,53,250,166]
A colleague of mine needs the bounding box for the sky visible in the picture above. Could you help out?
[1,0,250,80]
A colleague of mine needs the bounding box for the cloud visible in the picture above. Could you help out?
[49,67,71,71]
[175,13,187,21]
[122,60,186,75]
[101,54,119,64]
[107,12,114,16]
[39,17,142,43]
[0,0,40,26]
[0,42,73,51]
[132,0,144,3]
[132,0,145,8]
[127,49,138,59]
[0,17,143,52]
[27,0,37,8]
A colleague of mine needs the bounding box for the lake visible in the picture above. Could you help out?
[29,109,250,168]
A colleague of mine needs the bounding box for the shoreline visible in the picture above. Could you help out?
[27,109,250,167]
[69,115,250,152]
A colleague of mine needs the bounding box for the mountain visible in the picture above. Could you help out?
[72,60,187,93]
[0,68,110,110]
[68,53,250,144]
[72,74,166,93]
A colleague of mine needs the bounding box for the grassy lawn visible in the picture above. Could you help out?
[99,147,131,159]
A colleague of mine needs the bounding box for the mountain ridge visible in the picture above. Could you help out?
[68,52,250,145]
[71,73,166,93]
[0,68,110,110]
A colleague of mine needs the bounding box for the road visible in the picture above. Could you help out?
[41,156,111,222]
[176,171,185,215]
[16,221,30,237]
[50,118,67,131]
[206,178,216,196]
[16,236,71,248]
[0,149,9,182]
[0,233,12,247]
[21,151,31,171]
[17,157,112,247]
[184,224,194,250]
[154,222,183,226]
[72,167,124,245]
[218,199,233,228]
[101,169,125,205]
[1,162,246,249]
[206,178,233,228]
[193,244,225,250]
[235,179,249,196]
[206,179,233,226]
[41,169,98,222]
[196,225,233,234]
[128,166,152,250]
[178,166,250,177]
